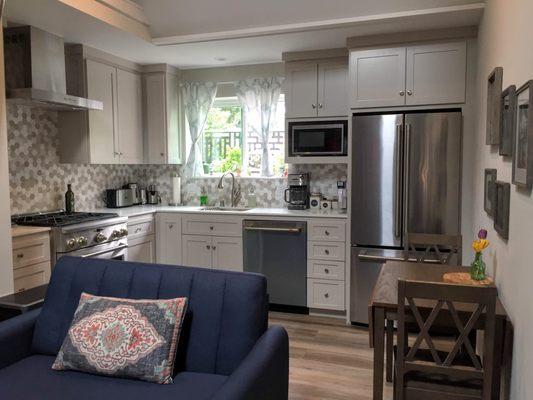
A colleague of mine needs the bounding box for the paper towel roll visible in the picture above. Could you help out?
[171,176,181,205]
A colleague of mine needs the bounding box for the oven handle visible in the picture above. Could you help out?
[81,244,128,258]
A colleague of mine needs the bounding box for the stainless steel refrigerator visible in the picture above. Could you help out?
[350,111,462,324]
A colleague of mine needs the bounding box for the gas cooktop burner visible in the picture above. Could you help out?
[11,211,119,227]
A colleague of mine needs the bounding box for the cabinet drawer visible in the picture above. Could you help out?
[182,216,241,237]
[128,215,155,239]
[307,279,345,310]
[13,261,51,292]
[308,241,345,261]
[308,220,346,242]
[12,233,51,269]
[307,259,345,280]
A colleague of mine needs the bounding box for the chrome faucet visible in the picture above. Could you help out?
[217,172,241,207]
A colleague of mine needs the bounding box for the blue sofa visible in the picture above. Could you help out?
[0,257,289,399]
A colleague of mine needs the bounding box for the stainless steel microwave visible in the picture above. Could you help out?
[288,120,348,157]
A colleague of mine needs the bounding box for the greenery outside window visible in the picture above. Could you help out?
[201,95,286,177]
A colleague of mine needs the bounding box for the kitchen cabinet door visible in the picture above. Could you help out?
[405,41,466,105]
[212,236,242,272]
[349,47,406,108]
[285,62,318,118]
[116,69,144,164]
[86,59,118,164]
[317,61,348,117]
[182,235,212,268]
[156,213,182,264]
[127,235,155,263]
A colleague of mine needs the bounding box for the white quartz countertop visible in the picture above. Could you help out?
[92,205,348,219]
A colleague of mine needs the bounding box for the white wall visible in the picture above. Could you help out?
[0,28,14,296]
[472,1,533,399]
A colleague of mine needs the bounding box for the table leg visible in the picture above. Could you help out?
[502,319,514,400]
[492,318,504,400]
[373,307,385,400]
[386,319,394,383]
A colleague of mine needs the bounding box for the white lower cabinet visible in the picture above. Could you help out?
[156,213,182,264]
[127,214,156,263]
[307,279,345,311]
[182,234,243,271]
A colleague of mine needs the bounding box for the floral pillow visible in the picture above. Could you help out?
[52,293,188,384]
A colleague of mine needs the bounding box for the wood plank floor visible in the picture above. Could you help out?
[269,312,393,400]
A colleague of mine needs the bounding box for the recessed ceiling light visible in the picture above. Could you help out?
[214,57,227,62]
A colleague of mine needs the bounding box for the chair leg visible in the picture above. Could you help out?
[386,318,394,383]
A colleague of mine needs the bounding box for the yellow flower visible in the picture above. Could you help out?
[472,238,489,253]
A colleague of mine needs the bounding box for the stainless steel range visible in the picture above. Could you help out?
[12,211,128,265]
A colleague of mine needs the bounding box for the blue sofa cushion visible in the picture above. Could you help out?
[52,293,188,384]
[32,257,268,376]
[0,355,227,400]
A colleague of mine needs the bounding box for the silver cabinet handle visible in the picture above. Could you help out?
[325,249,330,255]
[324,230,330,236]
[407,90,413,96]
[212,246,216,250]
[324,293,329,299]
[16,253,24,258]
[160,152,165,157]
[168,224,174,230]
[399,90,405,96]
[244,226,302,233]
[324,268,330,274]
[318,103,323,109]
[206,245,211,250]
[209,226,214,231]
[311,104,317,109]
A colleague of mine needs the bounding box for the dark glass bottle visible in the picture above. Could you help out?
[65,184,75,213]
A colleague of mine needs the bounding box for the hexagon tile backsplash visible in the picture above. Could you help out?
[7,105,347,214]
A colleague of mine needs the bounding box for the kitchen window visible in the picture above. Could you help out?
[201,95,286,177]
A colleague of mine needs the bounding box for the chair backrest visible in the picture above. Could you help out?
[31,257,268,376]
[396,279,497,400]
[405,233,462,265]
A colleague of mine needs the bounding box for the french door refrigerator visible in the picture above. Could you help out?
[350,111,462,324]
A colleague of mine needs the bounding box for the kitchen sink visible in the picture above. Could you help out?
[199,206,251,212]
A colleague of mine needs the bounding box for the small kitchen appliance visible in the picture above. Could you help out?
[337,180,347,210]
[287,120,348,157]
[105,188,133,208]
[284,173,310,210]
[309,193,322,211]
[139,188,147,205]
[124,183,141,205]
[147,185,161,205]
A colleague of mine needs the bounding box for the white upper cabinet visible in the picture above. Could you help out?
[285,60,348,118]
[85,59,118,164]
[349,41,467,109]
[317,61,349,117]
[285,62,318,118]
[116,69,144,164]
[405,41,466,106]
[349,47,407,108]
[59,46,144,164]
[144,67,182,165]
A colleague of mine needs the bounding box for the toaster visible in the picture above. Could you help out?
[106,189,134,208]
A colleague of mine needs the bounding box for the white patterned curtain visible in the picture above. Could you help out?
[180,82,218,177]
[235,77,283,177]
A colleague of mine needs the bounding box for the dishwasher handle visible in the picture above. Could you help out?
[244,226,302,233]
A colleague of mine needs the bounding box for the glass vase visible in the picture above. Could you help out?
[470,252,487,281]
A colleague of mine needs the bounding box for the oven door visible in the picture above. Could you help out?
[289,120,348,156]
[57,240,128,262]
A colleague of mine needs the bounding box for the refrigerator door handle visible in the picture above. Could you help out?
[394,124,403,238]
[404,123,411,237]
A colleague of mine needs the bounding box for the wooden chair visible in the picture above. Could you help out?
[385,233,463,382]
[405,233,462,266]
[395,279,497,400]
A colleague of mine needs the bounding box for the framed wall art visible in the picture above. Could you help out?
[500,85,516,157]
[486,67,503,145]
[493,181,510,240]
[484,168,497,217]
[512,80,533,188]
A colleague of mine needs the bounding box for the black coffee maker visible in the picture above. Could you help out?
[284,173,310,210]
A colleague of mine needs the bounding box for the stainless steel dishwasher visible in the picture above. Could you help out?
[243,220,307,310]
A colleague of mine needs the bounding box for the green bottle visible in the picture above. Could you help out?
[200,186,208,206]
[65,184,75,213]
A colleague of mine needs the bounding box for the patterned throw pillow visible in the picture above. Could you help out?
[52,293,188,384]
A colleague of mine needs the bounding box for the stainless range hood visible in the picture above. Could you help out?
[3,26,103,111]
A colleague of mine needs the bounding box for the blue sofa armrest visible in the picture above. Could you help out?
[213,325,289,400]
[0,308,40,369]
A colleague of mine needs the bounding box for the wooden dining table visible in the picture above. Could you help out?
[368,261,513,400]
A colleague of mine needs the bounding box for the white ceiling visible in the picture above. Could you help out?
[5,0,484,69]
